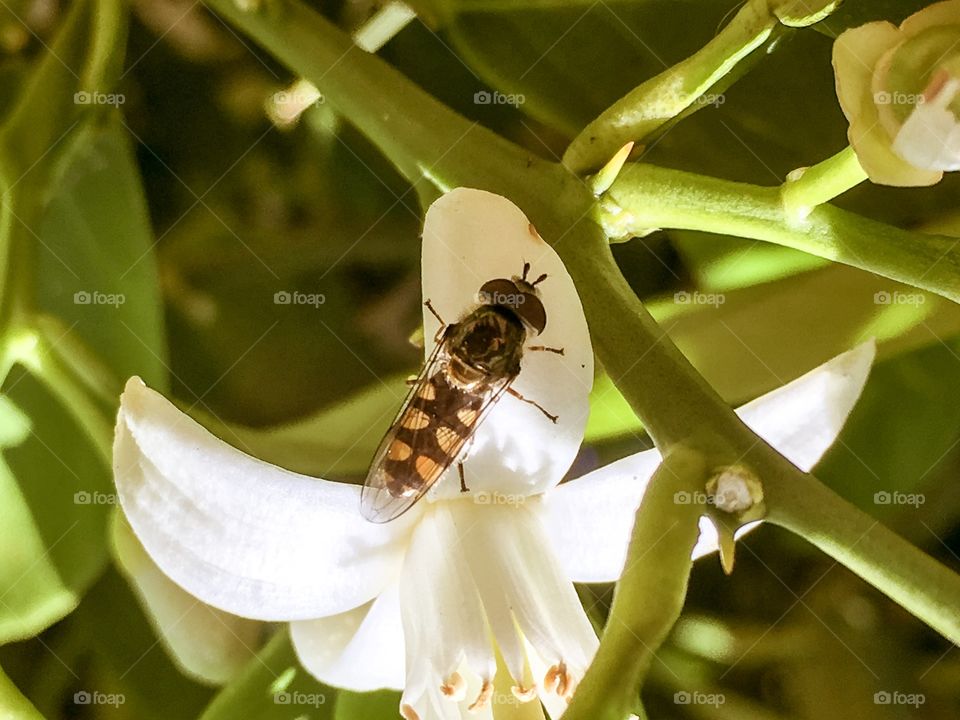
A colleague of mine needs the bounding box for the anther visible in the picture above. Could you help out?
[468,679,494,712]
[511,684,537,702]
[544,661,571,696]
[401,704,421,720]
[440,672,467,702]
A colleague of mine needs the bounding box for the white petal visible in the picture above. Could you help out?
[114,377,414,621]
[892,87,960,171]
[545,342,876,582]
[291,583,405,692]
[421,188,593,499]
[733,339,875,472]
[543,448,662,584]
[450,500,598,682]
[110,511,263,685]
[400,503,494,719]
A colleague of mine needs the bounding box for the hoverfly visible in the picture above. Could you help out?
[360,262,563,523]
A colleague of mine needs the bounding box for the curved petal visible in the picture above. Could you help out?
[545,342,875,582]
[291,584,405,692]
[900,0,960,37]
[421,188,593,498]
[110,511,264,685]
[400,503,495,720]
[893,83,960,171]
[114,377,414,621]
[450,500,598,686]
[833,22,942,186]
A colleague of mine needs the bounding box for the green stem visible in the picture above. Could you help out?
[765,470,960,645]
[563,0,776,173]
[353,0,415,52]
[603,163,960,303]
[203,0,538,199]
[544,212,752,451]
[564,446,707,720]
[780,145,867,219]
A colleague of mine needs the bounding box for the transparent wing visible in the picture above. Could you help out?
[360,339,514,523]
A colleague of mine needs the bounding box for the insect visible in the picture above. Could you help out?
[360,262,564,523]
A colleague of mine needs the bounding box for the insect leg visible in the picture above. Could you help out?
[507,387,558,423]
[458,461,469,493]
[424,299,446,326]
[423,299,447,342]
[528,345,564,355]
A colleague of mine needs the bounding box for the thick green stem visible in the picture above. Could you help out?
[564,446,707,720]
[603,163,960,303]
[564,0,776,173]
[780,145,868,219]
[204,0,538,199]
[544,212,751,451]
[764,470,960,645]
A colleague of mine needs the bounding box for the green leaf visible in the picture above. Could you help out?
[192,372,408,479]
[333,690,402,720]
[0,665,45,720]
[32,117,167,390]
[74,568,215,720]
[0,369,111,643]
[818,336,960,523]
[200,629,336,720]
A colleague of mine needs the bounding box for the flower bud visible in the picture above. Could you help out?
[833,1,960,186]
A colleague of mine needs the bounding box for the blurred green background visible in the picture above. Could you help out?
[0,0,958,718]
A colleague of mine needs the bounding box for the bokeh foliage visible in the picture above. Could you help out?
[0,0,957,718]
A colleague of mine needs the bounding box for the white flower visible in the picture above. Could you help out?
[113,189,874,718]
[833,0,960,186]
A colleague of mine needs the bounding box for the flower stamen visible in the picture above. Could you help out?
[440,671,467,702]
[401,704,421,720]
[544,661,575,698]
[511,684,538,702]
[468,679,494,712]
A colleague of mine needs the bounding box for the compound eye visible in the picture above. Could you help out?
[478,278,518,304]
[516,293,546,334]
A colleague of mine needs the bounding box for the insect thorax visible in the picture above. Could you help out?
[446,305,525,386]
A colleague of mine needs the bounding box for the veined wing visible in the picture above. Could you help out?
[360,339,514,523]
